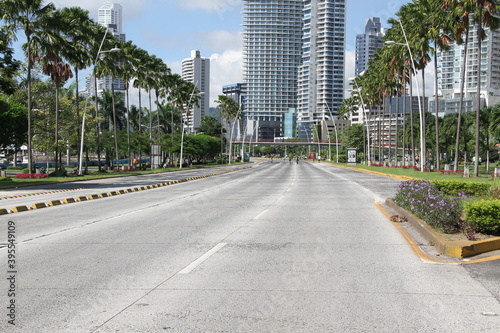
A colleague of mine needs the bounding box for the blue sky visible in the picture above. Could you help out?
[30,0,412,105]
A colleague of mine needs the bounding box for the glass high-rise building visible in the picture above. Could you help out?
[242,0,346,141]
[297,0,346,141]
[242,0,303,140]
[355,17,384,77]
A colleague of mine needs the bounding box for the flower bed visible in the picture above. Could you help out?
[15,173,48,179]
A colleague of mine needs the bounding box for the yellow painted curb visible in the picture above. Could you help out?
[31,203,47,209]
[63,198,76,204]
[98,193,108,198]
[108,191,118,196]
[48,200,62,206]
[87,194,99,200]
[76,196,88,201]
[385,199,500,258]
[11,206,29,212]
[0,208,9,215]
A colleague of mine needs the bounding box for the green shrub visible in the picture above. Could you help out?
[394,180,462,233]
[0,177,12,182]
[432,180,490,197]
[21,168,29,173]
[464,200,500,235]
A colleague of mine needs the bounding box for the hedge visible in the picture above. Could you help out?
[464,200,500,235]
[432,180,491,197]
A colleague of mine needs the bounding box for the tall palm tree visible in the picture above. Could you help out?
[57,7,96,167]
[442,0,475,172]
[1,0,56,174]
[113,40,141,165]
[470,0,498,176]
[215,94,240,162]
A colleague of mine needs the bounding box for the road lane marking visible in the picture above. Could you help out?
[253,209,269,220]
[178,242,227,274]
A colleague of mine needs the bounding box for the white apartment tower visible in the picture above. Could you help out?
[297,0,346,141]
[242,0,303,140]
[437,26,500,110]
[355,17,384,76]
[243,0,346,141]
[181,50,210,133]
[96,2,126,93]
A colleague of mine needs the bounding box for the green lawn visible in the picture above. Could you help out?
[330,162,500,184]
[0,163,246,189]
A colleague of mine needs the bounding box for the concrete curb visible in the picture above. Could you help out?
[385,198,500,258]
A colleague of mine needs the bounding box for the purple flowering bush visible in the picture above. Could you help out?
[394,180,462,233]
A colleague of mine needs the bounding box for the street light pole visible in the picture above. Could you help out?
[78,29,120,175]
[385,20,425,172]
[180,84,202,169]
[348,76,371,165]
[323,102,339,163]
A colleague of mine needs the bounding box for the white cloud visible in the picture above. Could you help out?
[209,49,243,103]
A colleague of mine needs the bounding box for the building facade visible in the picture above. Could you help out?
[242,0,346,141]
[355,17,384,77]
[242,0,304,140]
[297,0,346,141]
[181,50,210,133]
[436,26,500,109]
[96,2,126,93]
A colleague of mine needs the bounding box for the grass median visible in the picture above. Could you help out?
[0,162,248,189]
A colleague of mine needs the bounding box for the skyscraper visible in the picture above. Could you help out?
[297,0,346,141]
[181,50,210,133]
[242,0,303,140]
[90,2,126,94]
[436,26,500,110]
[355,17,384,76]
[242,0,346,141]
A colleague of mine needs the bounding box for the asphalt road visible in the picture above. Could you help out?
[0,160,499,332]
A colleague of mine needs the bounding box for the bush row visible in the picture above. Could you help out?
[431,180,491,197]
[395,180,500,236]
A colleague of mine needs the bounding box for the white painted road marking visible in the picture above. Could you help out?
[178,242,227,274]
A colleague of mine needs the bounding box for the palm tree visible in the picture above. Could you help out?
[113,40,141,166]
[215,94,240,162]
[443,0,499,175]
[57,7,96,167]
[470,0,498,176]
[1,0,56,174]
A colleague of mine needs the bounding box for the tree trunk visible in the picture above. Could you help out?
[474,12,483,177]
[454,28,469,173]
[434,40,440,170]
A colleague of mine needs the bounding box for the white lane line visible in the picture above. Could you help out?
[178,242,227,274]
[253,209,269,220]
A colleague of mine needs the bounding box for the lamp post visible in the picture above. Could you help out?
[348,76,371,164]
[385,20,425,172]
[228,106,242,164]
[78,30,119,175]
[323,102,339,163]
[179,86,203,169]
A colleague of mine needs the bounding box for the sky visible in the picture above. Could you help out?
[15,0,418,106]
